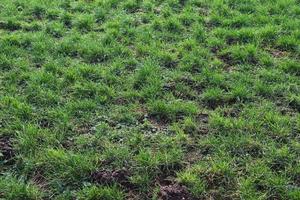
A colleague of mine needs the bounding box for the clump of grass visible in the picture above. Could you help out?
[31,5,46,19]
[238,160,293,199]
[219,44,260,65]
[60,12,73,28]
[148,100,198,121]
[178,158,236,198]
[178,171,206,197]
[0,175,44,200]
[202,88,227,108]
[75,15,94,32]
[32,148,98,189]
[45,22,64,38]
[77,185,124,200]
[281,59,300,76]
[277,35,299,52]
[288,94,300,111]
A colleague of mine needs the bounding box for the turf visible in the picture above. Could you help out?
[0,0,299,199]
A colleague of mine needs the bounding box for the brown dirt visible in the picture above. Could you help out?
[223,107,241,118]
[197,113,209,123]
[218,53,234,66]
[179,77,203,93]
[293,173,300,187]
[269,49,287,58]
[38,118,52,128]
[148,116,169,130]
[114,97,128,105]
[91,168,134,189]
[203,172,233,190]
[185,150,203,165]
[0,136,15,164]
[74,123,93,134]
[32,169,48,189]
[196,113,209,135]
[158,183,191,200]
[137,106,169,131]
[163,82,196,100]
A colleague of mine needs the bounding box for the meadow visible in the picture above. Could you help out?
[0,0,299,199]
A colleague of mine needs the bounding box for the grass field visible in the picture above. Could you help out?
[0,0,300,199]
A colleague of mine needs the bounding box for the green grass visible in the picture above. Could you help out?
[0,0,299,199]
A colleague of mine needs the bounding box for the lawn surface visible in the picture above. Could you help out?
[0,0,300,199]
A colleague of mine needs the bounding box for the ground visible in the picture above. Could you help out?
[0,0,299,199]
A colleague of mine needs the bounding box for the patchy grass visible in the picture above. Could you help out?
[0,0,299,199]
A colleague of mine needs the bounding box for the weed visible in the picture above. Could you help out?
[77,185,124,200]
